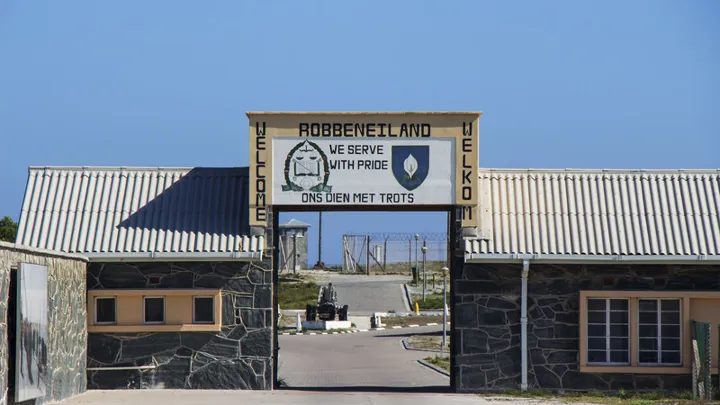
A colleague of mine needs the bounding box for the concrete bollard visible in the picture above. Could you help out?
[296,313,302,332]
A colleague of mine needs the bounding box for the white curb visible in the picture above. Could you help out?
[279,321,449,337]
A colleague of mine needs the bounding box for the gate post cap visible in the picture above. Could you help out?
[250,226,266,236]
[461,227,478,238]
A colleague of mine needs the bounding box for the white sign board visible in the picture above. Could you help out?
[272,138,455,205]
[248,112,481,228]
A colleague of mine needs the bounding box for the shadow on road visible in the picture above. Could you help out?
[277,385,452,393]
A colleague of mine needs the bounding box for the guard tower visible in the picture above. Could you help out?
[278,219,311,272]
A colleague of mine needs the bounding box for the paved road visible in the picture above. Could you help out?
[278,325,447,389]
[59,390,560,405]
[58,325,576,405]
[310,273,411,314]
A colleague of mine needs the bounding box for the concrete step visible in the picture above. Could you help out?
[348,315,371,330]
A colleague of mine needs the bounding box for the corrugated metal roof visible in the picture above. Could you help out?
[468,169,720,257]
[17,166,719,259]
[279,219,312,229]
[16,167,264,256]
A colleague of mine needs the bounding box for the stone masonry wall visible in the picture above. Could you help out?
[86,258,273,390]
[0,242,87,405]
[455,262,720,393]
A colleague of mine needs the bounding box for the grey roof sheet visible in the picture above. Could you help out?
[16,167,263,254]
[279,219,312,229]
[468,169,720,256]
[17,166,718,258]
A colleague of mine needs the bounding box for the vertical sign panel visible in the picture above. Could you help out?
[458,118,479,229]
[249,121,270,228]
[15,263,49,402]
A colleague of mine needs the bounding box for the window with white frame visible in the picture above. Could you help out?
[638,299,682,365]
[95,297,117,324]
[586,298,630,364]
[143,296,165,324]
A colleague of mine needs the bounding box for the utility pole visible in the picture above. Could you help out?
[318,212,322,265]
[313,212,323,269]
[441,266,448,350]
[408,239,412,275]
[414,234,419,284]
[421,244,427,301]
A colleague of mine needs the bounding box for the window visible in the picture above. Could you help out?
[586,298,629,365]
[87,290,223,333]
[581,292,690,373]
[143,297,165,324]
[95,297,116,324]
[193,296,215,324]
[638,299,682,365]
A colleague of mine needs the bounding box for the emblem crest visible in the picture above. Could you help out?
[391,145,429,191]
[282,140,332,192]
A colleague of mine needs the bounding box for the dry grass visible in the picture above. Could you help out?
[407,334,449,351]
[420,357,704,405]
[277,313,305,330]
[423,355,449,371]
[483,389,704,405]
[381,315,444,328]
[412,293,450,310]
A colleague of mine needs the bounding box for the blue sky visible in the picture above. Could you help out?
[1,1,718,265]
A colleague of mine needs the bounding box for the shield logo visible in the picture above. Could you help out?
[391,145,430,191]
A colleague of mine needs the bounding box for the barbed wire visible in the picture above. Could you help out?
[342,232,448,241]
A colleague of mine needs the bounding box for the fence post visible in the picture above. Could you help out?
[366,235,370,275]
[383,237,387,272]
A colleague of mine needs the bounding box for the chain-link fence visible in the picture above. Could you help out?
[341,232,448,275]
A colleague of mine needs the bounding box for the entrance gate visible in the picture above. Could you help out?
[247,112,482,391]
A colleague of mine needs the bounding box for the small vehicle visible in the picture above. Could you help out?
[306,282,349,321]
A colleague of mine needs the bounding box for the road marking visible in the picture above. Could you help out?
[408,324,420,327]
[375,327,385,331]
[321,332,328,335]
[426,323,438,326]
[359,329,369,332]
[392,326,402,329]
[308,333,316,335]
